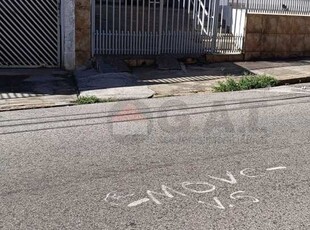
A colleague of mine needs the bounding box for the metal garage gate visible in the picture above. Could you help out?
[92,0,247,56]
[0,0,61,68]
[92,0,209,55]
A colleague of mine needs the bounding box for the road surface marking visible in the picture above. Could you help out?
[266,166,287,171]
[230,191,259,203]
[128,198,150,207]
[105,192,134,206]
[107,165,286,208]
[208,171,237,184]
[240,168,265,178]
[181,181,216,194]
[198,197,225,210]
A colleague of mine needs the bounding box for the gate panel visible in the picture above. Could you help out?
[93,0,206,55]
[92,0,248,55]
[0,0,61,68]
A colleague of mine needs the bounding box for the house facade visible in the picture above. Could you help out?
[0,0,310,70]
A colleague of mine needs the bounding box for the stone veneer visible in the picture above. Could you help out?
[245,13,310,60]
[75,0,91,67]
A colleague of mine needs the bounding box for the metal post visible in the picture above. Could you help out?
[201,0,206,34]
[158,0,164,54]
[91,0,96,56]
[242,0,249,52]
[193,0,197,29]
[211,0,220,53]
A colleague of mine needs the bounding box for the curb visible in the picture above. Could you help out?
[0,102,76,112]
[277,76,310,85]
[0,95,77,112]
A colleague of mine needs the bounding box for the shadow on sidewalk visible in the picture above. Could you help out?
[133,62,250,85]
[76,61,251,91]
[0,69,76,100]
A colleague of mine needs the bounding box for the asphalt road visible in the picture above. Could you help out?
[1,84,310,229]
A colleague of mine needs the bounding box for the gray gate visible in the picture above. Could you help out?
[92,0,246,56]
[0,0,61,68]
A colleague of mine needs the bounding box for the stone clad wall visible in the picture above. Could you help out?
[75,0,91,67]
[245,13,310,60]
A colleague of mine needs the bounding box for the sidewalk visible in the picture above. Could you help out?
[0,69,77,111]
[236,59,310,84]
[148,59,310,97]
[75,58,310,99]
[1,58,310,111]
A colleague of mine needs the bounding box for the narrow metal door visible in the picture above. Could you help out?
[0,0,61,68]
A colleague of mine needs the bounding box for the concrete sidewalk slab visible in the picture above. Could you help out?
[148,78,222,97]
[75,69,140,96]
[79,85,155,100]
[144,59,310,97]
[134,62,246,84]
[77,59,310,99]
[75,68,156,100]
[236,59,310,84]
[0,69,77,111]
[76,72,137,91]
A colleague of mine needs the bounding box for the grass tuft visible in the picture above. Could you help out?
[213,74,279,92]
[75,96,114,104]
